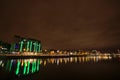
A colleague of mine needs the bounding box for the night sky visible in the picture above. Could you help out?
[0,0,120,49]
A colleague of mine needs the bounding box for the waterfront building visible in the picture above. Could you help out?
[10,35,41,53]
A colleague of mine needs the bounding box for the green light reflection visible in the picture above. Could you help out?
[23,62,27,75]
[5,59,41,76]
[27,61,30,74]
[16,60,20,75]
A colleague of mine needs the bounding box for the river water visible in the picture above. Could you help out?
[0,55,120,80]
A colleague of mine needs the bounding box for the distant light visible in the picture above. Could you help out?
[70,52,73,55]
[2,63,4,67]
[57,50,60,53]
[23,48,26,51]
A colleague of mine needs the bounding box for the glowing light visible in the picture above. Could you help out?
[34,61,36,72]
[32,61,36,73]
[23,48,26,52]
[2,63,4,67]
[51,59,54,64]
[16,60,20,75]
[75,57,77,63]
[37,60,40,71]
[9,60,12,72]
[5,60,12,72]
[21,60,24,66]
[60,58,62,63]
[43,60,46,66]
[40,60,42,64]
[70,57,73,62]
[26,41,30,52]
[32,61,34,73]
[20,41,24,52]
[27,61,30,74]
[57,59,59,65]
[23,62,27,75]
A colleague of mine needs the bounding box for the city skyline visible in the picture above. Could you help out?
[0,0,120,49]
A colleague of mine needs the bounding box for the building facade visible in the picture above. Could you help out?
[10,35,41,53]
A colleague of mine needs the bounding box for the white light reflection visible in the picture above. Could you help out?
[38,55,113,66]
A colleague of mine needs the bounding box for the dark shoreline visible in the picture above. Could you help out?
[0,54,87,59]
[0,53,119,59]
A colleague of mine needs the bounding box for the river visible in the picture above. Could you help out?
[0,55,120,80]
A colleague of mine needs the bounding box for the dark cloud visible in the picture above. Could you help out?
[0,0,120,49]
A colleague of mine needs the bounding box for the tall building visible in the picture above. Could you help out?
[10,35,41,53]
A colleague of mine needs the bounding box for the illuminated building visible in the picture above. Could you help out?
[10,35,41,53]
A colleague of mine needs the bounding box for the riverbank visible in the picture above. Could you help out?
[0,53,87,59]
[0,53,119,59]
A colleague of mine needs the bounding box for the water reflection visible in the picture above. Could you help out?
[0,59,40,76]
[0,55,114,76]
[42,55,112,66]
